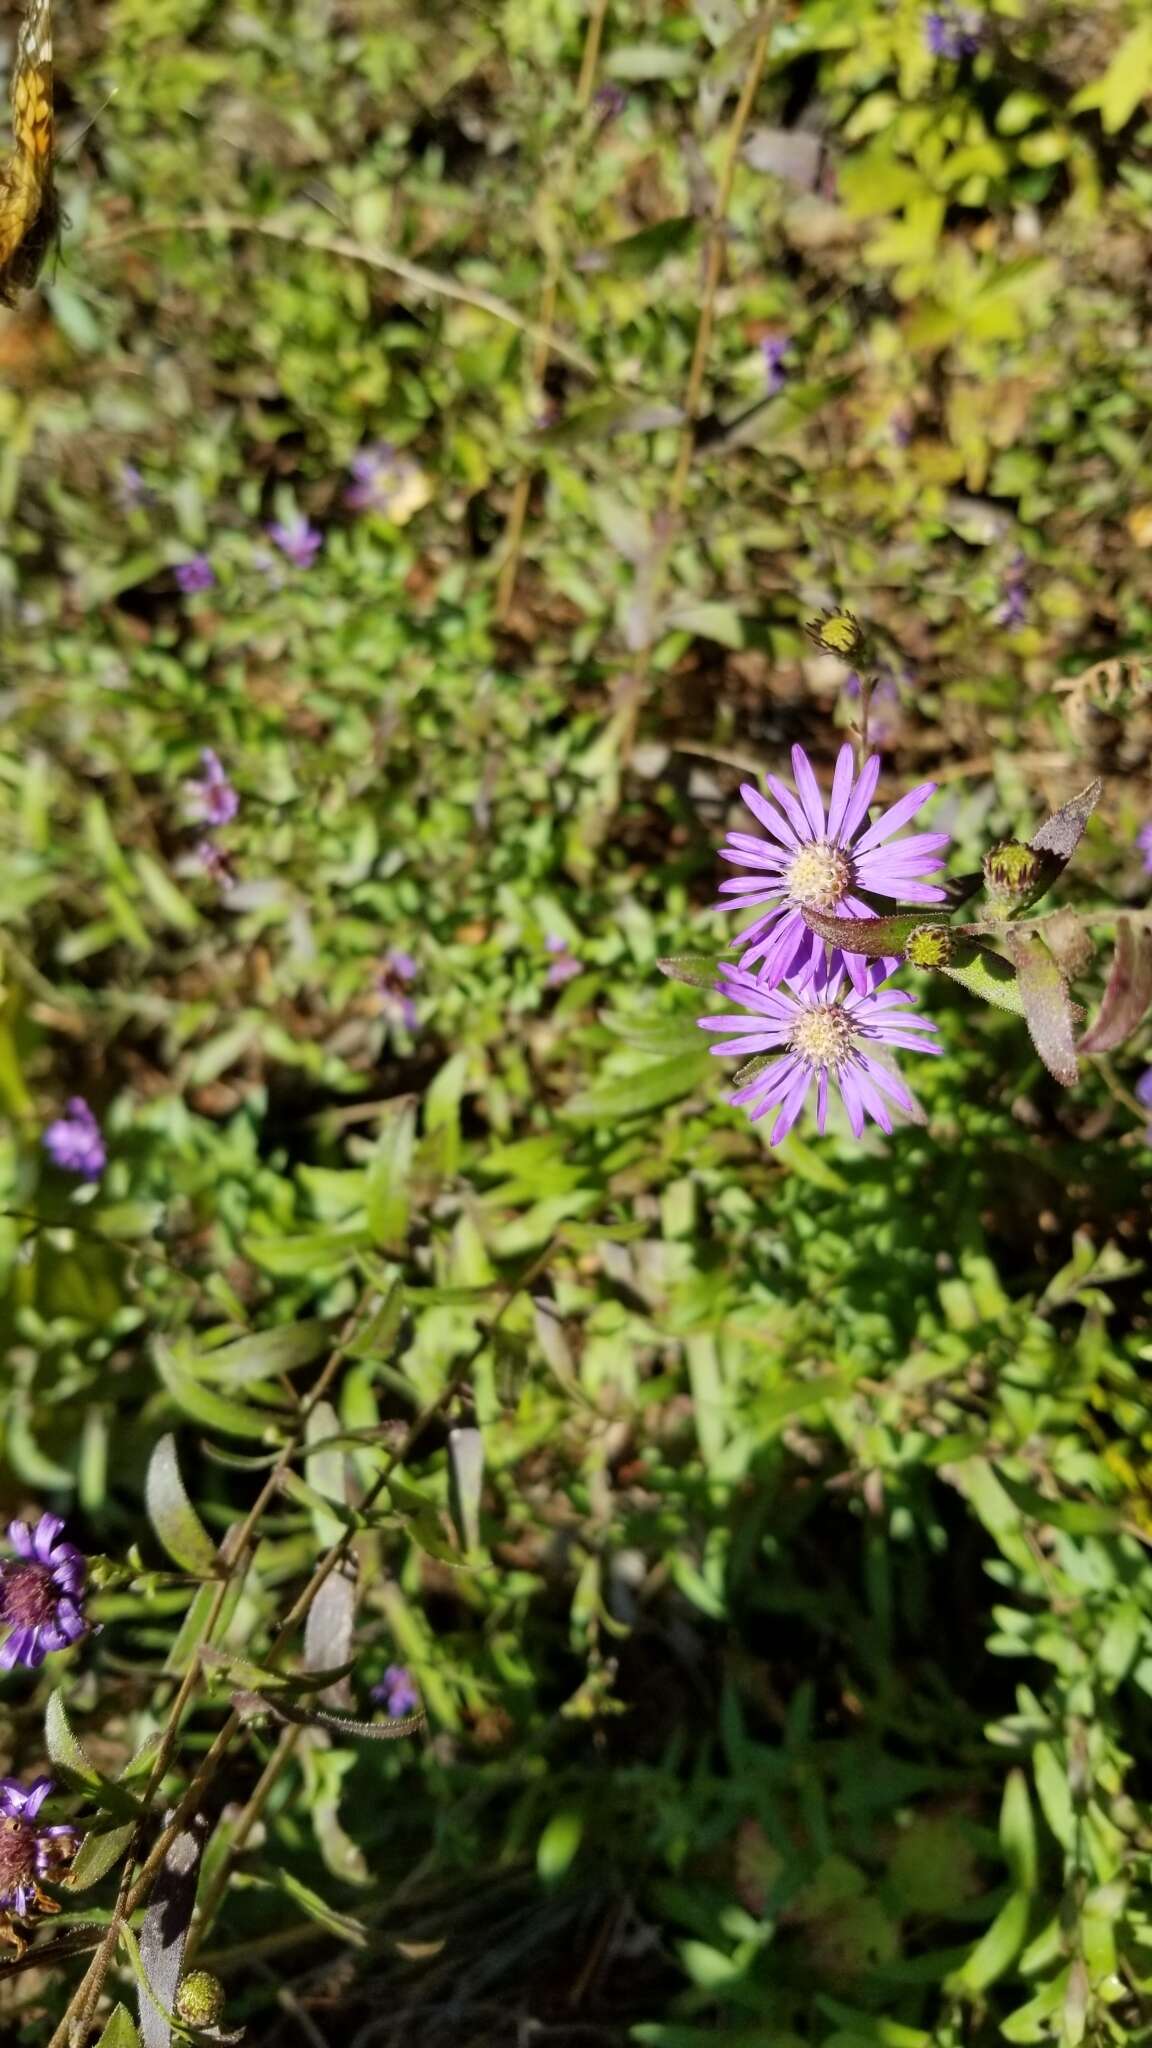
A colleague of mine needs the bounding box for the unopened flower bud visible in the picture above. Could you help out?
[906,925,955,969]
[983,839,1043,908]
[176,1971,226,2028]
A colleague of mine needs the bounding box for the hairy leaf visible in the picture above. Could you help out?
[96,2008,143,2048]
[1004,931,1080,1083]
[800,906,952,957]
[1079,917,1152,1052]
[235,1690,426,1742]
[194,1317,333,1386]
[655,953,734,990]
[1030,778,1102,862]
[145,1435,219,1579]
[137,1813,209,2048]
[70,1822,137,1890]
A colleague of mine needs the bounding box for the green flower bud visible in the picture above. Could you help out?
[803,608,864,660]
[906,925,955,969]
[176,1971,226,2028]
[983,839,1043,906]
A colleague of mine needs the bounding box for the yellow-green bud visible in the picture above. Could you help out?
[907,925,955,969]
[803,608,864,660]
[176,1971,226,2028]
[983,839,1042,904]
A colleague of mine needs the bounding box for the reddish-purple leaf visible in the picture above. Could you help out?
[1004,932,1079,1085]
[1079,917,1152,1053]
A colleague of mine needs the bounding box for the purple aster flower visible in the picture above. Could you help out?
[378,949,419,1032]
[372,1665,420,1717]
[718,741,949,991]
[593,81,627,122]
[118,462,150,510]
[267,516,323,571]
[699,957,941,1144]
[0,1517,89,1670]
[1137,1069,1152,1109]
[187,748,239,829]
[1137,823,1152,875]
[761,335,790,397]
[174,555,216,595]
[43,1100,105,1181]
[545,934,583,988]
[924,5,982,57]
[0,1777,78,1917]
[844,672,903,749]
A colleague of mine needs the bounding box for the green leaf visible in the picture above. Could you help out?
[656,953,732,990]
[274,1868,368,1945]
[800,906,952,958]
[194,1317,333,1386]
[447,1424,485,1553]
[1070,22,1152,133]
[45,1689,103,1792]
[576,216,699,278]
[95,2008,143,2048]
[154,1341,284,1439]
[1003,932,1079,1084]
[537,1809,585,1882]
[145,1435,219,1578]
[948,1890,1031,1994]
[566,1050,711,1123]
[365,1104,415,1250]
[1000,1770,1037,1894]
[936,944,1027,1017]
[305,1401,347,1548]
[70,1822,137,1890]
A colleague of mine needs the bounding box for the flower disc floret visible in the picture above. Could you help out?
[699,957,942,1145]
[717,741,949,991]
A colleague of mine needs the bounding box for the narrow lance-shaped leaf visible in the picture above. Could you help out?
[145,1435,219,1579]
[656,953,735,990]
[233,1690,426,1742]
[1078,916,1152,1053]
[95,2008,143,2048]
[304,1564,357,1711]
[1004,931,1080,1084]
[137,1812,209,2048]
[1030,778,1103,861]
[447,1425,485,1553]
[800,905,953,959]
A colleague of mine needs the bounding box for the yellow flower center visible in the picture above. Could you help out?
[786,840,852,912]
[790,1003,856,1070]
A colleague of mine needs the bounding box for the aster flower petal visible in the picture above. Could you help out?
[824,743,857,841]
[22,1780,53,1821]
[739,783,801,850]
[835,753,882,842]
[765,773,814,845]
[791,744,826,838]
[7,1522,32,1559]
[852,781,938,854]
[32,1516,65,1563]
[769,1065,814,1141]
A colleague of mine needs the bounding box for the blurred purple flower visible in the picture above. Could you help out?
[345,442,399,512]
[925,5,982,57]
[0,1778,77,1915]
[267,516,323,570]
[996,551,1028,629]
[43,1100,105,1181]
[545,934,583,988]
[718,741,948,991]
[187,749,239,829]
[378,949,419,1032]
[118,463,151,510]
[1138,823,1152,875]
[593,81,627,122]
[372,1665,420,1717]
[700,956,941,1144]
[195,840,235,892]
[760,335,790,397]
[844,671,903,748]
[174,555,215,595]
[1137,1069,1152,1109]
[0,1516,89,1669]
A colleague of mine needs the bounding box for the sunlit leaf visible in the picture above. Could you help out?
[145,1435,219,1579]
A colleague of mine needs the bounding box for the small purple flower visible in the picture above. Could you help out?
[924,5,982,57]
[118,463,150,510]
[195,840,235,892]
[699,957,941,1144]
[996,551,1028,629]
[174,555,216,595]
[0,1777,78,1916]
[378,949,419,1032]
[844,672,903,749]
[718,741,949,991]
[345,442,399,512]
[761,335,790,397]
[267,516,323,571]
[187,749,239,829]
[1137,1069,1152,1109]
[372,1665,420,1718]
[545,934,583,988]
[43,1100,105,1181]
[593,81,627,122]
[1137,824,1152,876]
[0,1517,89,1670]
